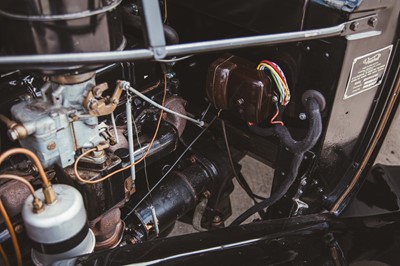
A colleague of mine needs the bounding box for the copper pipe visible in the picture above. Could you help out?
[0,148,56,204]
[0,199,22,266]
[0,114,16,128]
[0,174,35,196]
[0,148,49,187]
[0,244,10,266]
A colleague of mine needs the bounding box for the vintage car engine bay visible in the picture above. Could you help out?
[0,0,399,265]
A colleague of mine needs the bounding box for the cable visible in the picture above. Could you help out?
[123,115,218,221]
[270,103,284,126]
[132,116,152,200]
[0,199,22,266]
[0,174,36,197]
[0,148,50,187]
[257,61,291,106]
[230,97,322,226]
[125,84,205,127]
[163,0,168,23]
[0,244,10,266]
[221,120,265,202]
[73,75,167,184]
[155,55,193,63]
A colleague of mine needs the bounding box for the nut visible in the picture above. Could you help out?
[368,17,378,27]
[14,224,24,234]
[299,113,307,121]
[32,198,44,213]
[7,129,19,141]
[350,22,360,31]
[47,141,57,150]
[42,183,57,205]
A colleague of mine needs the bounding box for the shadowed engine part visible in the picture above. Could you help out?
[0,0,125,73]
[206,54,275,123]
[125,162,214,241]
[90,208,125,251]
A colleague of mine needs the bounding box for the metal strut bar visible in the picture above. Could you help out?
[0,12,377,69]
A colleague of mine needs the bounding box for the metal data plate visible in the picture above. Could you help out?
[344,45,393,100]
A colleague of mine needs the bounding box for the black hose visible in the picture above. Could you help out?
[230,97,322,226]
[274,98,322,154]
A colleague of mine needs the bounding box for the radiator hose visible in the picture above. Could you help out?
[231,95,323,226]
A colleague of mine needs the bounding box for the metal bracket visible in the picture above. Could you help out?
[292,198,309,216]
[138,0,167,59]
[341,14,378,36]
[0,13,380,68]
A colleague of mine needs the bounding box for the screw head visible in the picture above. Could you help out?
[47,141,57,150]
[166,72,176,79]
[368,17,378,27]
[14,224,24,234]
[350,22,360,31]
[299,113,307,120]
[212,216,222,223]
[237,98,245,105]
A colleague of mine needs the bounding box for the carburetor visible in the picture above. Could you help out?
[8,73,122,168]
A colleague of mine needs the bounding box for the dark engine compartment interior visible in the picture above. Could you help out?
[0,0,399,265]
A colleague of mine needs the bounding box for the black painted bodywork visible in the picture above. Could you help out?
[170,0,400,218]
[1,0,400,264]
[77,212,400,265]
[76,0,400,264]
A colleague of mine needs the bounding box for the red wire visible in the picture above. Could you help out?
[270,105,284,126]
[260,60,287,85]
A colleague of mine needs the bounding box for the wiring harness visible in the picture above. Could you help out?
[257,60,291,126]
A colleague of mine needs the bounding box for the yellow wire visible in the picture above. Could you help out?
[257,63,290,104]
[0,199,22,266]
[258,63,287,100]
[0,244,10,266]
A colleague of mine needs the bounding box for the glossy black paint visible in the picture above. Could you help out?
[76,212,400,265]
[125,162,213,241]
[169,0,400,218]
[310,0,400,213]
[342,164,400,217]
[0,0,125,74]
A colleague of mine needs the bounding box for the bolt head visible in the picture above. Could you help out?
[7,129,19,141]
[350,22,360,31]
[299,113,307,120]
[47,141,57,150]
[368,17,378,27]
[212,216,222,223]
[122,81,131,90]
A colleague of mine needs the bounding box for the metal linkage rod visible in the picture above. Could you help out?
[0,24,345,69]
